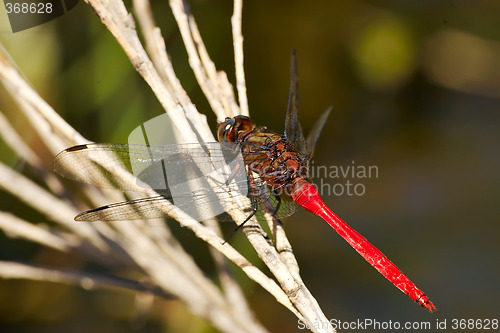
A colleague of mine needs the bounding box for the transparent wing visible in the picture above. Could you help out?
[54,142,244,191]
[284,49,308,155]
[54,142,250,222]
[306,107,332,158]
[75,196,170,222]
[54,142,296,222]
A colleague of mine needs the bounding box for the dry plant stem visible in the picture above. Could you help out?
[81,0,332,330]
[132,0,163,78]
[87,176,269,328]
[0,46,282,326]
[69,164,267,329]
[109,222,237,323]
[241,220,331,330]
[0,47,133,257]
[0,161,108,250]
[0,53,126,260]
[0,0,335,329]
[169,0,226,118]
[0,111,65,196]
[228,2,331,326]
[1,35,267,333]
[0,56,84,157]
[208,239,255,317]
[103,208,267,332]
[132,0,214,143]
[0,212,70,252]
[83,0,198,144]
[274,220,302,281]
[117,196,217,290]
[126,0,308,323]
[188,224,303,319]
[232,0,249,116]
[257,189,301,280]
[227,5,330,324]
[0,197,132,270]
[123,219,239,316]
[0,48,85,151]
[204,217,255,318]
[0,111,44,169]
[72,173,254,318]
[189,17,241,118]
[169,0,240,120]
[129,187,301,318]
[0,261,173,298]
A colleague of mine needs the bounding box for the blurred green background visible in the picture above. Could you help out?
[1,0,500,332]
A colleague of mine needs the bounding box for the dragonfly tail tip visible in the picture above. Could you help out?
[421,298,437,312]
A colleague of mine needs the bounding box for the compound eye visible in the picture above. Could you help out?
[217,118,236,142]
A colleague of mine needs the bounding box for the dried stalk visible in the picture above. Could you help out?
[0,261,172,297]
[232,0,249,116]
[0,0,335,332]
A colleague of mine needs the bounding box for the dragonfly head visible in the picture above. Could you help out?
[217,116,255,142]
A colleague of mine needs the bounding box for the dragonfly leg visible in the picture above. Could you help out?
[222,170,264,244]
[239,198,259,227]
[224,159,245,185]
[222,193,259,244]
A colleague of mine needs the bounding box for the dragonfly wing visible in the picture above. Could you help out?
[305,106,332,158]
[53,142,246,193]
[284,49,308,155]
[55,142,297,223]
[75,196,169,221]
[54,143,145,192]
[54,142,253,223]
[76,182,253,223]
[249,171,298,220]
[259,188,298,220]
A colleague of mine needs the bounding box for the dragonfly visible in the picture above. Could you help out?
[54,51,435,312]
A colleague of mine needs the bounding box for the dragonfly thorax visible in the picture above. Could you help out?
[218,116,311,197]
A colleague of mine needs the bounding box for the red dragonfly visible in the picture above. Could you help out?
[54,52,435,312]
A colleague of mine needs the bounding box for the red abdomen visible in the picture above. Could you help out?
[290,178,435,311]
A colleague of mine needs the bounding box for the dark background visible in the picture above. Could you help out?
[1,0,499,332]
